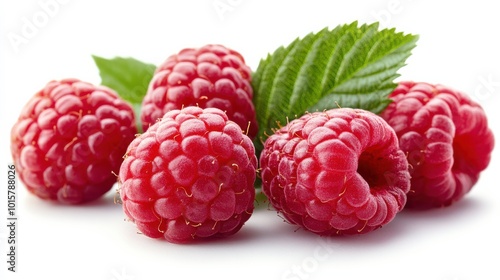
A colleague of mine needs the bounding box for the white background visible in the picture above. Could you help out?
[1,1,499,280]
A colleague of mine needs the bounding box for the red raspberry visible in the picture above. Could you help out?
[119,106,257,243]
[10,78,137,204]
[381,81,495,208]
[141,44,258,138]
[260,108,410,235]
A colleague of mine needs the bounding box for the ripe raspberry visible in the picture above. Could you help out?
[119,106,257,243]
[260,108,410,235]
[10,78,137,204]
[141,44,258,138]
[381,81,495,208]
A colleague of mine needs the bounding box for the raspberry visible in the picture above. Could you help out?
[10,78,137,204]
[141,44,258,138]
[119,106,257,243]
[381,81,495,208]
[260,108,410,235]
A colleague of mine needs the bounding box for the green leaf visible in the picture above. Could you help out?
[92,55,156,133]
[252,21,418,153]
